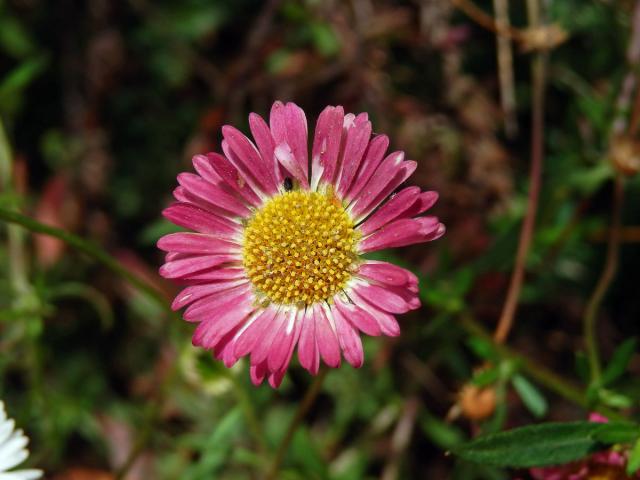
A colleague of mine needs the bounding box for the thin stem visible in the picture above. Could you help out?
[494,5,547,343]
[493,0,518,138]
[583,175,624,385]
[0,207,170,311]
[0,119,29,295]
[265,368,329,480]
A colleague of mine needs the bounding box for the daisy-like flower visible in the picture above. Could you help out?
[0,401,43,480]
[158,101,445,387]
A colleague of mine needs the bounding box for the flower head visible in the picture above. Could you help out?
[158,101,444,387]
[0,401,42,480]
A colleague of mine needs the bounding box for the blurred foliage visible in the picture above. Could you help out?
[0,0,639,479]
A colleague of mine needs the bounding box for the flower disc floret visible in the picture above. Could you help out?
[242,189,358,306]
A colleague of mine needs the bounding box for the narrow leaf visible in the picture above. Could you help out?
[472,367,500,387]
[602,338,638,386]
[591,422,639,444]
[453,422,604,468]
[512,375,548,418]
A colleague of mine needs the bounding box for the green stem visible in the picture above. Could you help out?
[583,175,624,386]
[0,207,170,311]
[460,314,624,421]
[265,368,328,480]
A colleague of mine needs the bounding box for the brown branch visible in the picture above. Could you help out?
[451,0,522,41]
[493,0,518,137]
[494,0,547,343]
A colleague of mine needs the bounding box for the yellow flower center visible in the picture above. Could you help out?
[242,189,359,306]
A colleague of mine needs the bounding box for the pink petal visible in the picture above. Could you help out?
[191,154,223,184]
[336,116,372,198]
[331,306,364,368]
[315,304,341,367]
[184,284,253,321]
[249,112,284,186]
[179,267,245,282]
[270,101,309,186]
[311,105,344,189]
[352,282,416,314]
[358,187,438,236]
[349,152,416,220]
[157,232,240,254]
[334,297,381,336]
[344,134,389,202]
[250,361,267,386]
[162,203,240,237]
[221,141,268,199]
[214,325,244,367]
[267,309,302,372]
[233,307,278,358]
[349,289,402,337]
[159,254,240,279]
[221,125,278,195]
[297,309,320,374]
[268,369,287,388]
[173,186,248,226]
[357,187,421,236]
[357,261,418,288]
[192,299,255,349]
[274,142,308,187]
[171,280,248,310]
[205,152,262,206]
[165,252,189,262]
[177,173,251,217]
[359,217,445,252]
[250,310,287,365]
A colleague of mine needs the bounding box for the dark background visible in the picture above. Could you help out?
[0,0,639,478]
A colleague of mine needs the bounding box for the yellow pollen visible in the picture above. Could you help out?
[242,189,359,306]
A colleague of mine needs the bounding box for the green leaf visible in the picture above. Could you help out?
[0,16,36,58]
[471,367,499,387]
[0,55,48,116]
[627,438,640,476]
[466,337,498,361]
[512,375,548,418]
[598,389,634,409]
[310,22,340,57]
[452,422,617,468]
[420,414,465,449]
[591,422,639,444]
[291,427,329,479]
[602,338,637,386]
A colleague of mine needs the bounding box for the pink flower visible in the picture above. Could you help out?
[158,101,445,387]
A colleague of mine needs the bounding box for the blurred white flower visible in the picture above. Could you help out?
[0,401,42,480]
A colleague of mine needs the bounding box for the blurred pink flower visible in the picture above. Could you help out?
[158,101,444,387]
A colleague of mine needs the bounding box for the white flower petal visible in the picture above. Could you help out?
[0,449,27,473]
[0,420,15,446]
[0,470,44,480]
[0,430,28,466]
